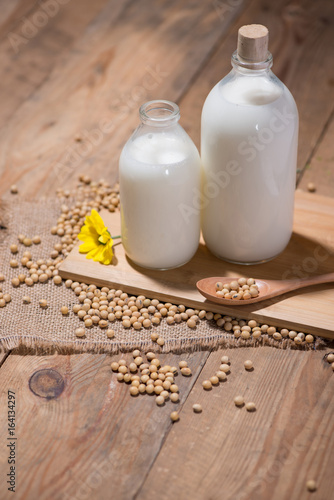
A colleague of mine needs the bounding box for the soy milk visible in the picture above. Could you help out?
[201,25,298,264]
[119,101,201,270]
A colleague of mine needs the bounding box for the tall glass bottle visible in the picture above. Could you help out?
[201,25,298,264]
[119,100,201,270]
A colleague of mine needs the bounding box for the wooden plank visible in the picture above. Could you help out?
[59,190,334,339]
[0,0,112,130]
[0,0,249,197]
[138,346,334,500]
[179,0,334,175]
[298,113,334,197]
[0,350,208,499]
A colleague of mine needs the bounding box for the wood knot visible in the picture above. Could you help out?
[29,369,65,399]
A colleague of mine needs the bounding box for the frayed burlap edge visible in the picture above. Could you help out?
[0,332,326,356]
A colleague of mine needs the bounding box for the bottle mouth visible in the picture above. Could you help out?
[232,50,273,70]
[139,100,180,126]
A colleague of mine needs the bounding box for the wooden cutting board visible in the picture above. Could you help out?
[59,190,334,339]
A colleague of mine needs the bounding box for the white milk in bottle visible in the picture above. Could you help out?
[119,100,201,270]
[201,25,298,264]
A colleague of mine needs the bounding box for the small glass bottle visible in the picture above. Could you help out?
[201,25,299,264]
[119,100,201,270]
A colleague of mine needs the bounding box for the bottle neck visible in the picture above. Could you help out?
[231,50,273,75]
[139,100,180,127]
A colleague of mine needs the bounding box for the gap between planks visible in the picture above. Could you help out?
[298,112,334,193]
[169,0,251,108]
[132,351,210,500]
[0,350,10,369]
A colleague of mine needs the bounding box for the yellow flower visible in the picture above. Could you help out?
[77,210,120,265]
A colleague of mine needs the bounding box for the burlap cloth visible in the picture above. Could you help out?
[0,198,323,355]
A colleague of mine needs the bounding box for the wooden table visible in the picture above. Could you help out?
[1,1,334,499]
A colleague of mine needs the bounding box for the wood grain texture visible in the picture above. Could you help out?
[0,0,113,130]
[59,190,334,339]
[299,113,334,197]
[0,350,208,500]
[0,1,334,499]
[180,0,334,174]
[138,346,334,500]
[0,0,248,197]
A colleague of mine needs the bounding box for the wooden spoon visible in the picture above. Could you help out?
[196,273,334,306]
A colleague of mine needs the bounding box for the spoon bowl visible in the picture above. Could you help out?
[196,273,334,306]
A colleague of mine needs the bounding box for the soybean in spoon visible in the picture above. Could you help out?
[196,274,334,306]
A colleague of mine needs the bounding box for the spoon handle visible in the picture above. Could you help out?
[283,273,334,292]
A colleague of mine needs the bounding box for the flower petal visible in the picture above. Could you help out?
[86,246,103,260]
[78,225,98,239]
[86,210,106,234]
[79,239,98,253]
[98,244,114,265]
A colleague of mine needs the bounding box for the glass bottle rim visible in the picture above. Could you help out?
[231,50,273,71]
[139,100,180,126]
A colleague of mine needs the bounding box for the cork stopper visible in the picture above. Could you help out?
[237,24,269,63]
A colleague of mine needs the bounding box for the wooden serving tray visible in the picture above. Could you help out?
[59,191,334,339]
